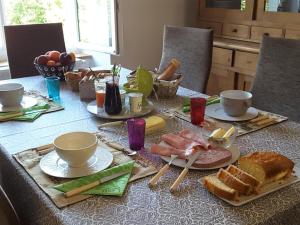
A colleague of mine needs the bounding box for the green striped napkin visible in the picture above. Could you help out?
[0,103,50,122]
[54,161,135,196]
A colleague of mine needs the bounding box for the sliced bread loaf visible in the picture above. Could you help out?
[203,175,238,201]
[217,168,252,195]
[238,152,294,185]
[226,165,261,189]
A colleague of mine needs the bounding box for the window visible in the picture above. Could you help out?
[0,0,117,61]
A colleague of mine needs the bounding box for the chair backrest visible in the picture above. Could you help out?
[4,23,66,78]
[0,186,20,225]
[158,26,213,93]
[251,35,300,122]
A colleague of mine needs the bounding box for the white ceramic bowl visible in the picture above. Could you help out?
[53,132,98,167]
[0,83,24,106]
[220,90,252,117]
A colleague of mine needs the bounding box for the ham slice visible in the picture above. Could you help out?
[179,129,211,149]
[192,147,232,168]
[161,133,194,149]
[150,144,186,158]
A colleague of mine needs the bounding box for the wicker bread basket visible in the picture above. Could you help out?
[153,74,183,98]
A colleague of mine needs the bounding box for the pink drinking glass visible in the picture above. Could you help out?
[190,97,206,125]
[127,118,146,151]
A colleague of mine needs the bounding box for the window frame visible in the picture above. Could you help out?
[74,0,118,54]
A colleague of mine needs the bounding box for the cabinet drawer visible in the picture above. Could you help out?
[285,29,300,40]
[234,51,259,71]
[198,21,222,35]
[212,47,233,66]
[206,67,235,95]
[222,24,250,39]
[251,26,283,41]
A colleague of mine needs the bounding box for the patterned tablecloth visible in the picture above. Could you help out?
[1,87,300,225]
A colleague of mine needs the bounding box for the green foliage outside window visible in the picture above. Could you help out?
[6,0,62,25]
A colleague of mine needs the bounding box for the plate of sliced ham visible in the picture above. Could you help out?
[150,129,240,170]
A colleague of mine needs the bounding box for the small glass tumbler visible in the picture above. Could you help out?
[127,118,146,151]
[190,97,206,125]
[45,76,60,101]
[95,78,106,108]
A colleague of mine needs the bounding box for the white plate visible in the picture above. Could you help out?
[205,103,258,122]
[199,167,300,206]
[87,99,154,120]
[0,96,38,112]
[39,146,113,178]
[160,143,240,170]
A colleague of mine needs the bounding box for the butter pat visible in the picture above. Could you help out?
[222,126,235,139]
[209,128,226,139]
[145,116,166,134]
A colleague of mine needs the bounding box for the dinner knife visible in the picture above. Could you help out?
[170,150,202,192]
[98,121,124,129]
[64,170,129,198]
[148,154,178,187]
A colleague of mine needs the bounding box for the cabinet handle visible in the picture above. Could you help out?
[263,33,269,36]
[232,28,238,33]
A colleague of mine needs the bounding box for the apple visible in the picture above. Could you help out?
[59,52,72,65]
[48,50,61,62]
[37,55,49,65]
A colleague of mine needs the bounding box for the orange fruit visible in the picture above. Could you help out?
[47,60,56,66]
[68,52,76,62]
[48,51,61,62]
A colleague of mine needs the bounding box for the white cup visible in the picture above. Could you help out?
[220,90,252,117]
[128,92,143,113]
[0,83,24,106]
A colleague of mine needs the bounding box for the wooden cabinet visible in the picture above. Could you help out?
[198,0,300,94]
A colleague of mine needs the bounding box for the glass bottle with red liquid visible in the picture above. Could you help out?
[104,75,122,115]
[190,97,206,126]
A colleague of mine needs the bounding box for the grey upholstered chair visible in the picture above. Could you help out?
[158,26,213,93]
[251,36,300,122]
[4,23,66,78]
[0,186,20,225]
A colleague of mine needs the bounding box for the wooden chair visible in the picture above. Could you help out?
[0,185,21,225]
[251,35,300,122]
[4,23,66,78]
[158,26,213,93]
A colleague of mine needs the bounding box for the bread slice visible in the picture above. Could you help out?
[203,175,238,201]
[217,168,252,195]
[238,152,294,185]
[227,165,261,189]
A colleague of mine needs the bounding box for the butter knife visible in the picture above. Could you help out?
[170,150,202,192]
[149,154,178,187]
[64,170,129,197]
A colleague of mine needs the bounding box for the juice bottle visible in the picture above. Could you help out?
[104,81,122,115]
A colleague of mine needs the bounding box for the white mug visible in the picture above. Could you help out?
[220,90,252,117]
[128,92,143,113]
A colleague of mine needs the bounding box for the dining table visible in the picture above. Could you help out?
[0,71,300,225]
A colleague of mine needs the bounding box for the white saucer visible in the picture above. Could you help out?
[205,103,258,121]
[87,99,154,120]
[160,144,240,170]
[0,96,38,112]
[40,147,113,178]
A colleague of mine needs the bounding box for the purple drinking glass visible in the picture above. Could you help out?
[127,118,146,151]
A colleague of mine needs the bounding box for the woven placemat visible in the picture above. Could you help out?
[13,139,157,208]
[166,107,288,136]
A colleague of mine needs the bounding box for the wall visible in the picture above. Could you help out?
[111,0,198,71]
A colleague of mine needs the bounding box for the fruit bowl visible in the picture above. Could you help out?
[34,62,75,80]
[34,50,76,80]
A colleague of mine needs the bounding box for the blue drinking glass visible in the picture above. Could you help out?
[45,76,60,101]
